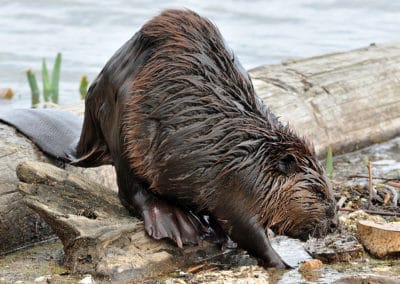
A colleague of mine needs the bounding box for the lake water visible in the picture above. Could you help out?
[1,0,399,109]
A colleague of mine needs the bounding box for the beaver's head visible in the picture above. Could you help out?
[208,125,338,243]
[254,138,338,241]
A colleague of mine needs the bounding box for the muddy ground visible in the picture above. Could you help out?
[1,137,400,283]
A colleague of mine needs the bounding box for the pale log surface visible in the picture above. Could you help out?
[357,220,400,258]
[0,123,117,254]
[15,161,232,281]
[250,43,400,157]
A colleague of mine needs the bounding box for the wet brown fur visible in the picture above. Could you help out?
[117,9,337,240]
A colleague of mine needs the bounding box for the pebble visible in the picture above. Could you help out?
[299,259,323,272]
[78,274,94,284]
[34,275,52,283]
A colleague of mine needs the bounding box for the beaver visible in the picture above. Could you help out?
[0,9,338,268]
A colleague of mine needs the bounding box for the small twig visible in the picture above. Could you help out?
[347,175,399,182]
[388,181,400,189]
[384,184,399,206]
[336,196,347,209]
[0,150,17,159]
[187,263,206,274]
[367,161,373,209]
[200,266,218,273]
[383,191,392,206]
[339,208,400,217]
[0,236,59,256]
[194,250,232,264]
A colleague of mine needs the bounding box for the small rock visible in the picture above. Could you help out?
[34,275,51,283]
[357,220,400,257]
[78,274,94,284]
[298,259,323,272]
[305,234,363,263]
[0,88,13,100]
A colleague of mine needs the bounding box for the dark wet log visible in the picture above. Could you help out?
[250,43,400,157]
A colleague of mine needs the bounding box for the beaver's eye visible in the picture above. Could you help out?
[316,191,325,199]
[278,154,297,175]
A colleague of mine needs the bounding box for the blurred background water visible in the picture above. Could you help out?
[1,0,399,109]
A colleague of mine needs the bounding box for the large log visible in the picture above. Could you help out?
[250,43,400,157]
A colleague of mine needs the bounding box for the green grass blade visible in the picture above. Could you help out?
[42,58,51,102]
[50,53,62,104]
[26,69,40,108]
[79,75,89,100]
[325,146,333,179]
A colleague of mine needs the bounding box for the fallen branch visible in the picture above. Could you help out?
[336,196,347,209]
[339,208,400,217]
[367,161,373,209]
[347,175,399,182]
[388,181,400,189]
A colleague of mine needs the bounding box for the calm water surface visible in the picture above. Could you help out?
[1,0,399,108]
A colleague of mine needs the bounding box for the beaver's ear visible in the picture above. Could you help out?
[278,154,297,175]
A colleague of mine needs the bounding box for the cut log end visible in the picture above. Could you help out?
[357,220,400,258]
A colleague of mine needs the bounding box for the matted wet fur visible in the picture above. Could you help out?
[121,9,337,239]
[0,9,338,268]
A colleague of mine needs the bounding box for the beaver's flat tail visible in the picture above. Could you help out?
[0,108,82,162]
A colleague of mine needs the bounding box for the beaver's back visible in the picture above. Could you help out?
[113,10,287,210]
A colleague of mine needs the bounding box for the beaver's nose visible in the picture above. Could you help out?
[329,215,339,232]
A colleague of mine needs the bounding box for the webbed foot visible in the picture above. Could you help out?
[142,198,226,248]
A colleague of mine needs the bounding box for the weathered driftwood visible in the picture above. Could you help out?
[15,161,236,281]
[0,123,117,254]
[0,123,53,254]
[250,42,400,157]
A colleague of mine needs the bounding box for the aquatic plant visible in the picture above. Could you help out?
[26,53,62,107]
[26,69,40,108]
[42,53,61,104]
[325,146,333,179]
[79,75,89,100]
